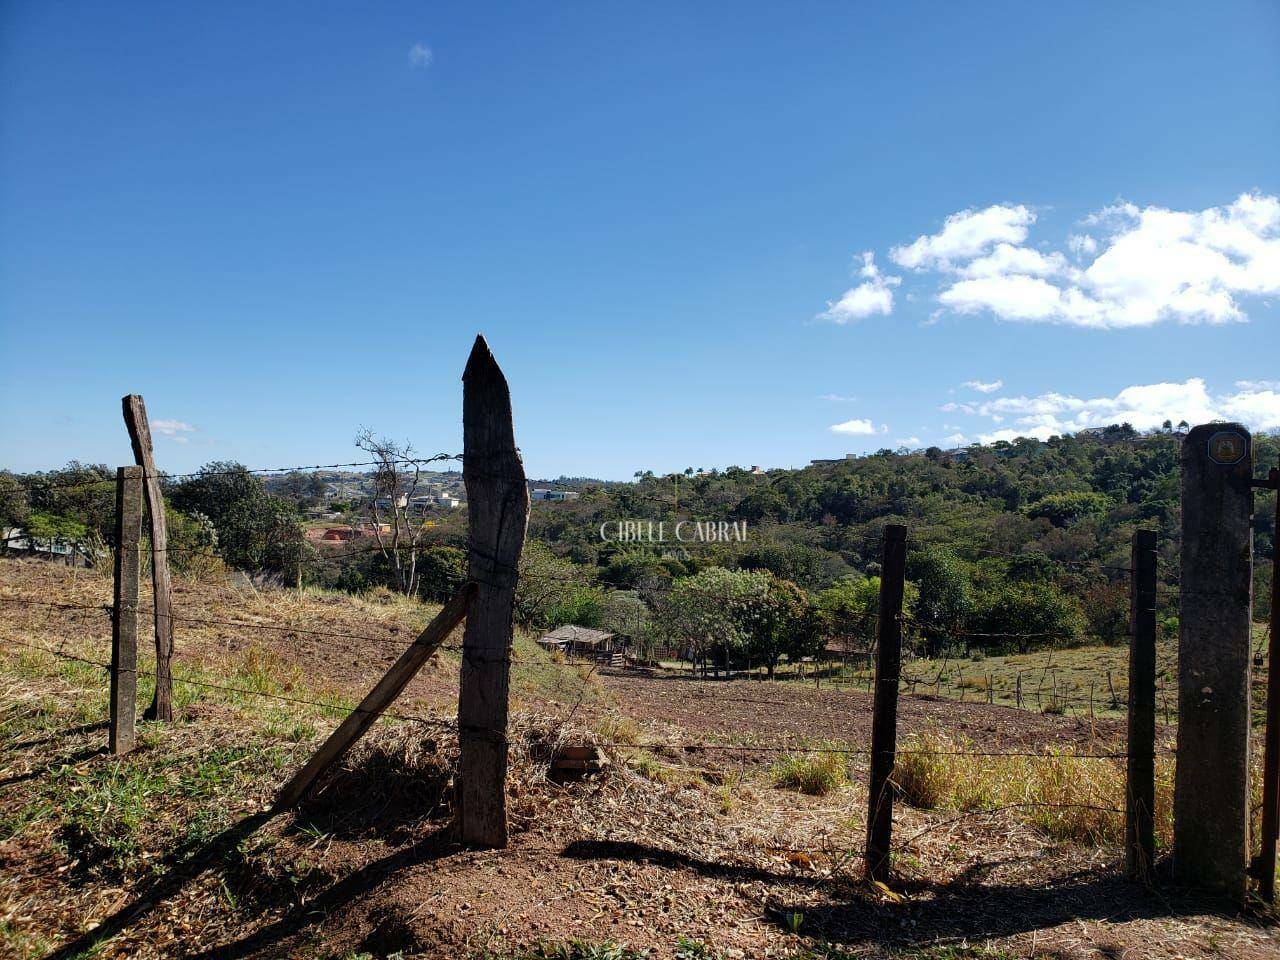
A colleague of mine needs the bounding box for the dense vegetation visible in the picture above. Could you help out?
[3,425,1276,668]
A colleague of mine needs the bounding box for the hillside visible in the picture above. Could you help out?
[3,557,1279,959]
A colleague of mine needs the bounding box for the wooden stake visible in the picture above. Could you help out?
[274,582,476,811]
[111,466,143,755]
[1254,463,1280,901]
[455,335,530,848]
[1127,529,1158,881]
[865,524,906,884]
[122,395,175,722]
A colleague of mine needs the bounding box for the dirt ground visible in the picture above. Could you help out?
[1,558,1277,960]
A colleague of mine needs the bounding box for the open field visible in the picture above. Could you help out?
[2,558,1278,959]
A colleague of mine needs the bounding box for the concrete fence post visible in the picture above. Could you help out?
[1174,423,1254,900]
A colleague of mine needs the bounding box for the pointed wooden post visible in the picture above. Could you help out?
[455,335,529,848]
[111,466,143,755]
[122,395,175,721]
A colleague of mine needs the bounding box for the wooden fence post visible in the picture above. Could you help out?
[456,336,530,848]
[1253,459,1279,901]
[865,524,907,883]
[1127,528,1157,881]
[122,395,175,722]
[110,466,143,755]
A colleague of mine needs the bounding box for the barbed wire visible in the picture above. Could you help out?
[2,636,1137,763]
[11,453,465,493]
[2,637,454,728]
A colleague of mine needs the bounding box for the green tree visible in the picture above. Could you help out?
[970,581,1088,653]
[908,547,974,655]
[416,544,467,603]
[740,576,816,677]
[657,567,765,676]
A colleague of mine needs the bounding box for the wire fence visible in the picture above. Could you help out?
[0,453,1253,891]
[0,555,1181,896]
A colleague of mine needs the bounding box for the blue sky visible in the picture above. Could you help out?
[2,1,1278,480]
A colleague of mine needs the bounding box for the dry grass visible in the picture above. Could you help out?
[770,752,848,796]
[895,731,1127,844]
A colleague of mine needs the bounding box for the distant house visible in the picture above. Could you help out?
[537,625,617,660]
[1,528,95,567]
[531,489,580,502]
[809,454,859,466]
[407,494,462,515]
[319,527,360,542]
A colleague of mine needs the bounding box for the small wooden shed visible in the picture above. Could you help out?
[537,625,617,661]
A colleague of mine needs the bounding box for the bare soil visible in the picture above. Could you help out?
[1,558,1275,960]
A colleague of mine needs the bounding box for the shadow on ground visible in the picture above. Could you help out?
[562,838,1252,953]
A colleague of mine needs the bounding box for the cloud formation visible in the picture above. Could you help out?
[962,379,1003,394]
[948,378,1280,443]
[816,252,900,323]
[891,205,1036,271]
[152,419,197,445]
[408,43,433,68]
[829,418,884,436]
[902,193,1280,329]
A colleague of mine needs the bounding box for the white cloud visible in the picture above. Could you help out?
[977,427,1050,444]
[962,379,1003,394]
[890,205,1036,271]
[896,437,922,447]
[1222,386,1280,430]
[1068,233,1098,258]
[818,393,858,402]
[925,193,1280,329]
[954,378,1280,439]
[1236,379,1280,392]
[829,418,877,435]
[408,43,433,68]
[961,244,1065,279]
[942,433,968,446]
[816,252,900,323]
[152,419,196,445]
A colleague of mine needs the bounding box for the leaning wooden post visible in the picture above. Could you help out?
[865,523,907,883]
[122,395,175,722]
[110,466,143,755]
[1175,424,1253,901]
[455,335,530,848]
[1127,528,1157,881]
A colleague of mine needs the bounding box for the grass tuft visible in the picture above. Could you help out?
[770,752,848,796]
